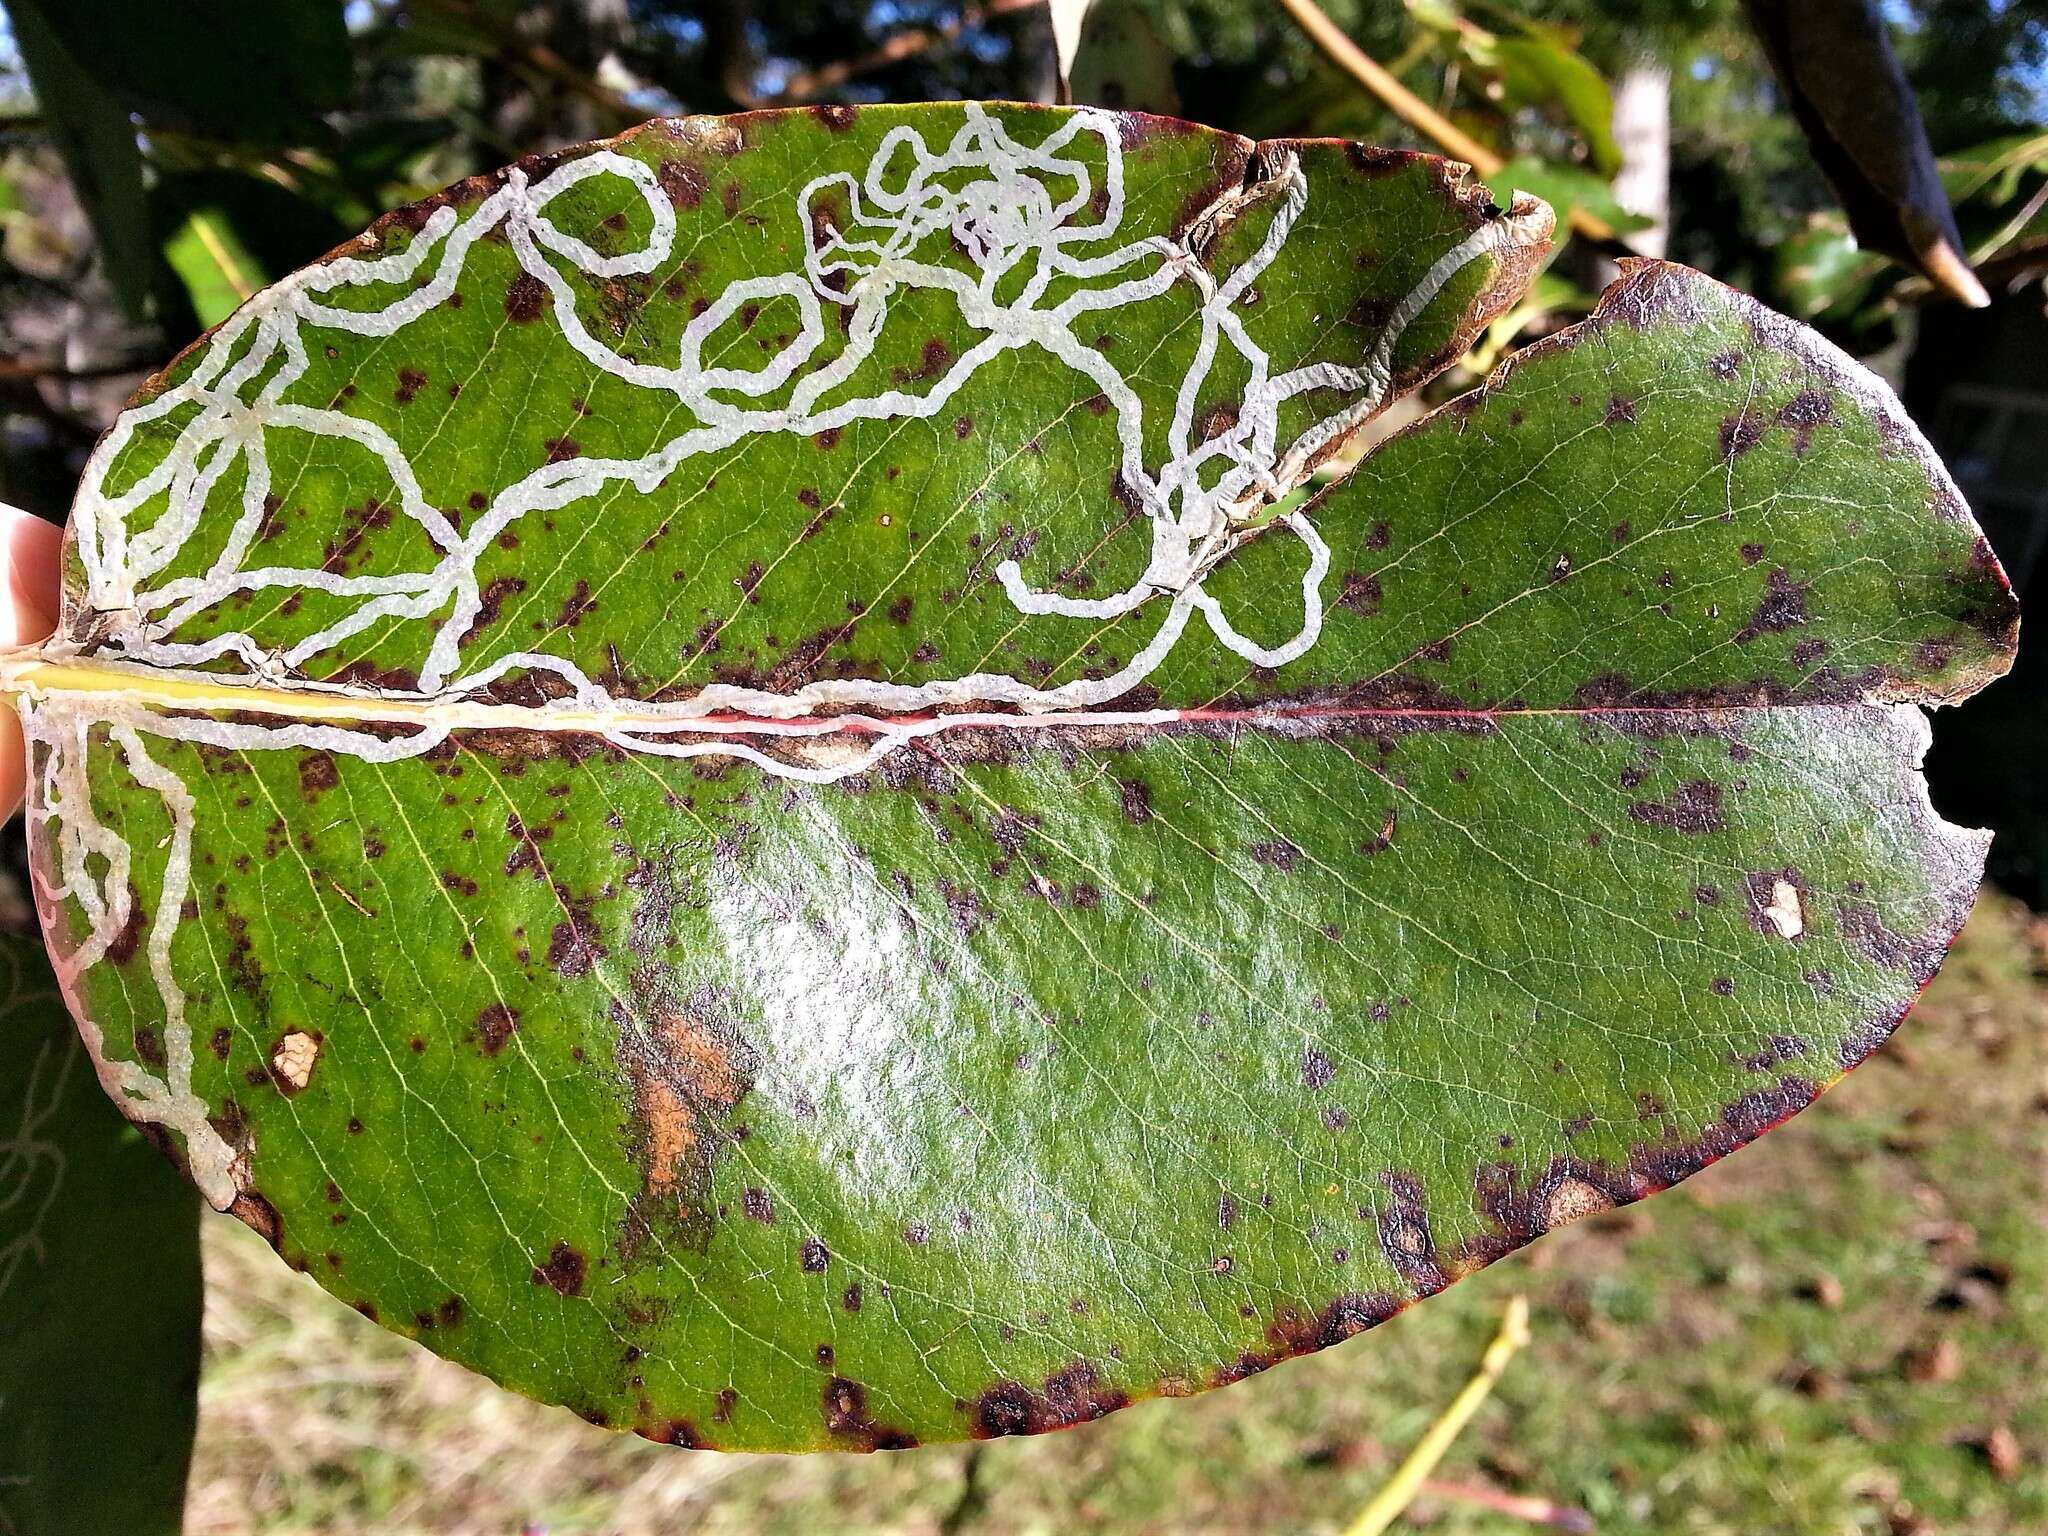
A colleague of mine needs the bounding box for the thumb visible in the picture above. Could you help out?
[1,503,66,821]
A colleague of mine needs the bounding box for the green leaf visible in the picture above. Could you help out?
[3,106,2015,1453]
[17,0,349,146]
[1412,5,1619,173]
[1774,213,1883,322]
[5,0,158,322]
[1938,130,2048,207]
[162,204,266,327]
[0,931,201,1533]
[1745,0,1986,307]
[1488,35,1620,175]
[1069,0,1182,118]
[1488,155,1652,237]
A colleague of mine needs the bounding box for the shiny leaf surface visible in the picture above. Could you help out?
[3,105,2015,1451]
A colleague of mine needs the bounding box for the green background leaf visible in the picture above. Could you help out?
[17,0,350,147]
[0,930,201,1534]
[1488,155,1653,239]
[5,0,158,322]
[160,204,266,327]
[8,105,2014,1451]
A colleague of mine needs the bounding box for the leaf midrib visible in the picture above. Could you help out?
[1,653,1917,743]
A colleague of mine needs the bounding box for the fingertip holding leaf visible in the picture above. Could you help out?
[0,506,65,818]
[3,105,2015,1450]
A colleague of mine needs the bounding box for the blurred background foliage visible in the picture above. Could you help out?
[0,0,2043,898]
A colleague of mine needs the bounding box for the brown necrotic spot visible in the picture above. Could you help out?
[1250,839,1301,872]
[505,272,550,323]
[1376,1173,1448,1296]
[1719,408,1765,459]
[639,1419,704,1448]
[1359,806,1398,855]
[1734,568,1810,643]
[104,886,146,965]
[970,1363,1129,1439]
[1337,571,1382,616]
[1627,779,1725,835]
[1301,1047,1334,1090]
[1117,777,1153,824]
[1776,387,1835,453]
[823,1376,918,1451]
[1463,1077,1823,1272]
[532,1240,587,1296]
[550,577,595,626]
[298,752,340,798]
[892,337,952,385]
[546,908,606,977]
[473,1003,520,1055]
[1836,899,1948,983]
[1259,1294,1405,1368]
[231,1191,285,1252]
[658,159,706,209]
[458,576,527,648]
[800,1236,830,1273]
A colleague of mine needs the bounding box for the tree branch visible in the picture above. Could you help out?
[408,0,641,127]
[768,0,1048,106]
[0,356,154,384]
[1417,1477,1595,1532]
[1273,0,1618,245]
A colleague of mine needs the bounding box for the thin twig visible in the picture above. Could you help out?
[769,0,1048,106]
[938,1444,989,1536]
[1344,1296,1533,1536]
[1275,0,1500,170]
[1418,1477,1595,1532]
[1272,0,1616,245]
[0,356,154,383]
[1971,179,2048,267]
[408,0,641,125]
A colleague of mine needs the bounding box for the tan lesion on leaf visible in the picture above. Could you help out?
[271,1030,321,1091]
[634,1007,746,1192]
[1541,1176,1615,1230]
[1764,878,1805,940]
[616,982,757,1255]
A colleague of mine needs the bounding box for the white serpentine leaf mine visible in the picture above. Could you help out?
[5,107,1533,1208]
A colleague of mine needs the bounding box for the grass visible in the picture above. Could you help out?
[186,891,2048,1536]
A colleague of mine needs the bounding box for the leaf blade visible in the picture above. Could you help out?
[9,105,2014,1452]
